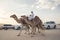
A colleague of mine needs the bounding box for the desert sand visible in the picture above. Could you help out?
[0,25,60,40]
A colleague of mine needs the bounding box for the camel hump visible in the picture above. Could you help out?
[33,16,40,22]
[35,16,38,18]
[35,16,40,20]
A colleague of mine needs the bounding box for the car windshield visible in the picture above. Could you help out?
[4,24,12,26]
[46,22,55,24]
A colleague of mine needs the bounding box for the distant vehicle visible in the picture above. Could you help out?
[0,26,3,30]
[2,24,14,30]
[44,21,56,29]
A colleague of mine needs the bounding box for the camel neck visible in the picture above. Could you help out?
[13,16,20,23]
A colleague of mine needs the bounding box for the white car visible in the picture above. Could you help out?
[2,24,14,30]
[44,21,56,29]
[2,24,21,30]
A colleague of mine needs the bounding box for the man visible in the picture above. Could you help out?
[28,11,35,21]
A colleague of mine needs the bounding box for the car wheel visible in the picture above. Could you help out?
[47,25,50,29]
[54,25,56,29]
[4,27,8,30]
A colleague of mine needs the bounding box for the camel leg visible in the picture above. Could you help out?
[32,26,36,34]
[17,26,23,36]
[24,26,29,34]
[38,28,41,33]
[31,26,36,37]
[17,28,22,36]
[31,26,35,34]
[35,28,36,32]
[39,30,45,36]
[39,25,45,36]
[24,25,30,34]
[37,25,41,33]
[27,27,30,34]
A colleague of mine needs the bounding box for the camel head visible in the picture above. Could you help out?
[10,14,21,23]
[10,14,17,18]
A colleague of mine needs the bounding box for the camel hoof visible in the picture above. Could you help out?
[17,34,20,36]
[31,35,34,37]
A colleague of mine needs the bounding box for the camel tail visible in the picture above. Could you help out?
[41,25,46,30]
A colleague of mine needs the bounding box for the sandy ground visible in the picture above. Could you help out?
[0,25,60,40]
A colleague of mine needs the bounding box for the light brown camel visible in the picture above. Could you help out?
[21,15,45,35]
[10,14,45,37]
[10,14,30,36]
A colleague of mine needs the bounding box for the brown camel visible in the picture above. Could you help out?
[10,14,30,36]
[21,15,45,35]
[10,14,45,37]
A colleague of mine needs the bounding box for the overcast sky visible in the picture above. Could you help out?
[0,0,60,25]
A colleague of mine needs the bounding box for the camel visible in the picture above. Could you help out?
[10,14,45,37]
[10,14,30,36]
[21,15,45,35]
